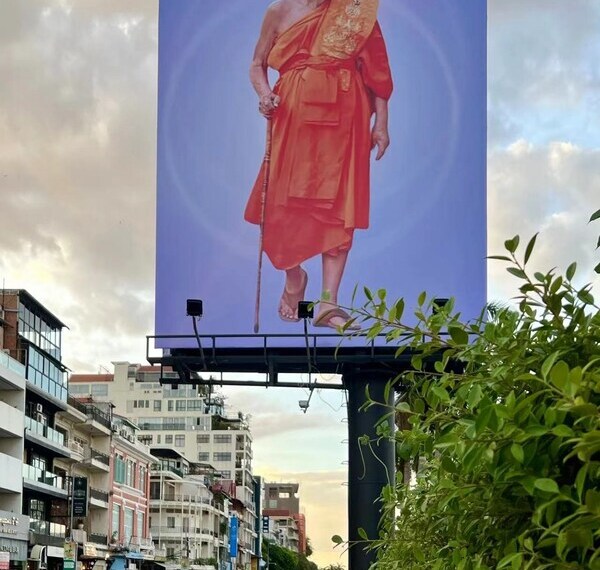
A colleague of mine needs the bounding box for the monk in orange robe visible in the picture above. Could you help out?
[245,0,393,328]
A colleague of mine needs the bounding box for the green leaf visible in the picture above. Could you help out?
[524,233,538,264]
[448,326,469,345]
[585,489,600,515]
[506,267,527,279]
[497,553,522,569]
[566,262,577,281]
[331,535,344,545]
[431,386,450,403]
[534,478,559,494]
[363,286,373,301]
[510,443,524,463]
[504,235,520,253]
[488,255,512,262]
[551,424,574,437]
[542,351,560,379]
[595,261,600,275]
[467,384,483,409]
[417,291,426,306]
[396,401,411,414]
[589,208,600,222]
[357,527,369,540]
[550,360,569,390]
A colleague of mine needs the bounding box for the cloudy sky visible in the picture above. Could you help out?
[1,0,600,567]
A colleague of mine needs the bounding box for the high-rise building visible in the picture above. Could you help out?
[262,483,306,555]
[69,362,257,568]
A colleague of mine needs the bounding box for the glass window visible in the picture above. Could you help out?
[167,517,175,529]
[29,499,45,521]
[197,434,210,444]
[175,400,186,411]
[153,400,162,411]
[213,452,232,462]
[165,435,173,444]
[137,511,145,538]
[198,452,209,461]
[91,384,108,397]
[168,400,173,412]
[112,504,121,541]
[69,384,89,395]
[124,507,134,542]
[174,435,185,447]
[187,400,204,411]
[214,434,232,444]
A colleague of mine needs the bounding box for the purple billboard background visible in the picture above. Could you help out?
[155,0,487,348]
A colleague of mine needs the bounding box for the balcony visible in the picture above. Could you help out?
[29,519,67,547]
[82,448,110,472]
[0,453,22,494]
[89,487,109,508]
[24,415,70,457]
[0,400,24,438]
[0,349,26,380]
[22,464,68,497]
[68,397,112,435]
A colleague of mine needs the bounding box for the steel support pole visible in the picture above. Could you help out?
[345,368,395,570]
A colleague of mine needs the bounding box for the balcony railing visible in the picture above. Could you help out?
[150,464,184,477]
[87,448,110,466]
[90,487,109,503]
[89,533,108,545]
[69,440,85,455]
[29,519,67,539]
[0,349,26,376]
[23,464,67,490]
[151,494,212,505]
[25,416,65,446]
[67,397,112,429]
[149,526,215,536]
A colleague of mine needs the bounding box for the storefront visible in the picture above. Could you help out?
[0,512,29,570]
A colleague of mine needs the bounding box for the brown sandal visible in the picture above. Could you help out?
[313,307,360,331]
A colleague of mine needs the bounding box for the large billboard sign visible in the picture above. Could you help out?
[155,0,487,347]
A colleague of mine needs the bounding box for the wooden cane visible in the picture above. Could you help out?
[253,117,273,333]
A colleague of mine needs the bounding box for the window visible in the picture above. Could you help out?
[153,400,162,412]
[167,517,175,529]
[220,470,231,479]
[112,504,121,540]
[139,466,147,490]
[165,435,173,444]
[137,511,145,538]
[137,400,145,408]
[182,517,189,533]
[168,400,174,412]
[213,452,232,462]
[114,456,126,484]
[157,435,161,444]
[124,507,134,542]
[91,384,108,397]
[174,435,185,447]
[198,452,209,461]
[139,435,153,445]
[126,460,136,487]
[175,400,186,411]
[69,384,89,395]
[214,434,232,444]
[197,434,210,444]
[150,482,161,500]
[187,400,204,411]
[29,499,45,521]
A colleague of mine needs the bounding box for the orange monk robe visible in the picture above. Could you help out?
[244,4,393,271]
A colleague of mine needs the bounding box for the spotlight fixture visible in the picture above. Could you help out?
[298,301,314,319]
[187,299,203,318]
[432,297,450,314]
[298,400,309,411]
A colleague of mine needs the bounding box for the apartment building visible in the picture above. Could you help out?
[263,483,306,555]
[0,328,28,570]
[0,289,71,570]
[69,362,257,568]
[149,448,229,568]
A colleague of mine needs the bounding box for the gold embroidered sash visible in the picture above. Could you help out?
[311,0,379,59]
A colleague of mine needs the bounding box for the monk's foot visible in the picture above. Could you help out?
[278,268,308,322]
[313,302,360,331]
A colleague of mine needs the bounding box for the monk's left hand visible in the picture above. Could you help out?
[371,127,390,160]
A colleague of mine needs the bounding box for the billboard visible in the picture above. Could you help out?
[155,0,486,347]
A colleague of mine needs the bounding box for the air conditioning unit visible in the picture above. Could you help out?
[120,429,128,438]
[36,403,43,413]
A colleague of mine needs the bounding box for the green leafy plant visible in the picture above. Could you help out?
[345,211,600,569]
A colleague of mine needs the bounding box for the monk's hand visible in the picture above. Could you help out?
[258,92,281,118]
[371,126,390,160]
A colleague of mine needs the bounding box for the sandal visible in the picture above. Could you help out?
[278,269,308,322]
[313,307,360,331]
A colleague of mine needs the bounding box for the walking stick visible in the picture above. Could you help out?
[253,117,273,333]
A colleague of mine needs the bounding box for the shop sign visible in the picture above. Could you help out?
[0,511,29,542]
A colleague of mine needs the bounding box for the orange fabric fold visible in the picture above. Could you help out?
[244,2,393,270]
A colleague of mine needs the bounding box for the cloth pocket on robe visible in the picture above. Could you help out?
[299,68,340,126]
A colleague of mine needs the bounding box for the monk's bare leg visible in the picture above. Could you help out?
[279,265,308,321]
[314,250,351,327]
